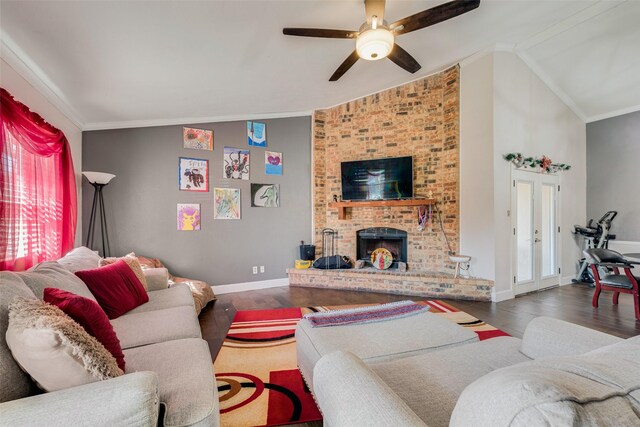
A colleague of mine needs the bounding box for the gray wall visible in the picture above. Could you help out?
[82,116,312,286]
[587,110,640,240]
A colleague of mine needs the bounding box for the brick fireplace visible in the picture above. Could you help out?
[312,66,460,273]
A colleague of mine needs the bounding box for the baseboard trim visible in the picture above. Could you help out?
[561,275,575,286]
[492,288,515,303]
[213,278,289,295]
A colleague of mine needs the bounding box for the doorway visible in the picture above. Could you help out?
[511,169,560,295]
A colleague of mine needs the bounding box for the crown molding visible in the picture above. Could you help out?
[586,104,640,123]
[0,32,85,130]
[83,110,313,131]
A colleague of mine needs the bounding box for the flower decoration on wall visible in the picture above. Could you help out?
[503,153,571,174]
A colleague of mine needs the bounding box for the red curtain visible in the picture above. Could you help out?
[0,87,77,271]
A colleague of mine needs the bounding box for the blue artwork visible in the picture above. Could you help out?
[247,121,267,147]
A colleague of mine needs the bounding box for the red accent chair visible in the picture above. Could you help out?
[584,248,640,320]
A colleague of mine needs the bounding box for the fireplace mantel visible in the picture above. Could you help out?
[329,198,435,220]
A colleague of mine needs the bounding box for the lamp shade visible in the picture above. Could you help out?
[83,171,116,185]
[356,28,394,61]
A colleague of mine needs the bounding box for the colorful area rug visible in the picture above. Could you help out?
[214,300,508,426]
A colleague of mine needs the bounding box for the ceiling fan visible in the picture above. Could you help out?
[283,0,480,81]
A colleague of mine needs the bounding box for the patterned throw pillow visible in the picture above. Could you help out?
[100,252,148,290]
[5,297,123,392]
[44,288,126,371]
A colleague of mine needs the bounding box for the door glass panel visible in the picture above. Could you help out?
[516,181,534,282]
[541,184,556,277]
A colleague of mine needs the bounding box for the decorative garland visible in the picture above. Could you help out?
[503,153,571,174]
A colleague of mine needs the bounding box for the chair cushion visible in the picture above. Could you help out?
[0,272,38,403]
[19,261,97,302]
[371,336,530,427]
[75,260,149,319]
[599,274,635,289]
[6,298,123,392]
[110,305,201,349]
[44,288,125,371]
[123,338,219,427]
[450,336,640,427]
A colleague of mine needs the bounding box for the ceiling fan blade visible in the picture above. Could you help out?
[365,0,386,26]
[390,0,480,36]
[387,44,421,74]
[329,50,360,81]
[283,28,358,39]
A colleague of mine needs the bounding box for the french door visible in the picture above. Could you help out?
[512,170,560,295]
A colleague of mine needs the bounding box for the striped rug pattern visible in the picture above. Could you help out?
[214,300,507,426]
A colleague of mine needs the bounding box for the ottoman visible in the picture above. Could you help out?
[296,310,478,391]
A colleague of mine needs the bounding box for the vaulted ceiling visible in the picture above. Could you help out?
[1,0,638,129]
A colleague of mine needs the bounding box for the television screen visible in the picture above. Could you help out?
[341,156,413,201]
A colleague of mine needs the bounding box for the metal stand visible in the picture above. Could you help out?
[86,182,111,257]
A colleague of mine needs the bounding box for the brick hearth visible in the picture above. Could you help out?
[287,268,492,302]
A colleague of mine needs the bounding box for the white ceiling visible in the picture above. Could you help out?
[0,0,638,130]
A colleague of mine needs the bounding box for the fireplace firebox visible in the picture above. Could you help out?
[356,227,408,269]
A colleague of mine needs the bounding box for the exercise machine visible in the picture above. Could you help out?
[572,211,617,284]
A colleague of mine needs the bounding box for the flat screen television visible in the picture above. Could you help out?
[341,156,413,201]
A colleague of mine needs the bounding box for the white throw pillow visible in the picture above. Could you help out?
[5,297,123,392]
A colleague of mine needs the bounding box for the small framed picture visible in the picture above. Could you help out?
[183,127,213,151]
[265,151,282,175]
[223,147,250,180]
[247,121,267,147]
[214,188,241,219]
[179,157,209,192]
[251,184,280,207]
[177,204,201,231]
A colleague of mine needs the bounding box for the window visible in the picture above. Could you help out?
[0,88,76,271]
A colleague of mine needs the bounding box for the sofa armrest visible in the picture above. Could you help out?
[143,267,169,291]
[0,372,159,427]
[314,351,427,427]
[521,317,623,359]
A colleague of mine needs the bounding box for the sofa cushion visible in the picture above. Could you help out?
[57,246,101,273]
[123,338,219,427]
[450,336,640,427]
[44,288,126,371]
[296,310,478,390]
[6,298,123,392]
[0,272,38,403]
[19,261,97,302]
[110,305,201,349]
[100,253,148,291]
[371,336,530,427]
[75,260,149,319]
[125,283,194,315]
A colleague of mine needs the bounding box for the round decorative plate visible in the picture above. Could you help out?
[371,248,393,270]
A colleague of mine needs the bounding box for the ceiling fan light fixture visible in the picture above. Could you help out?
[356,28,394,61]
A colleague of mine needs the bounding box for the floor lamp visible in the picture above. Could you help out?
[83,171,116,257]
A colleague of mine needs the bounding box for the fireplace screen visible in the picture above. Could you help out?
[356,227,408,269]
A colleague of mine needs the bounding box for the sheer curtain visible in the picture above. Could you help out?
[0,88,77,270]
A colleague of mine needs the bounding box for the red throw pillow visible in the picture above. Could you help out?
[75,259,149,319]
[43,287,126,371]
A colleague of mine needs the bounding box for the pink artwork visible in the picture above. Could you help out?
[177,204,200,231]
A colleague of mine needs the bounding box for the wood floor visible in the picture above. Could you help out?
[199,283,640,361]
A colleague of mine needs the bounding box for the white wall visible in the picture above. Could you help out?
[493,51,586,292]
[1,58,83,246]
[460,50,586,301]
[460,54,495,281]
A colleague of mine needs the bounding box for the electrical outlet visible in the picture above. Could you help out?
[260,266,265,273]
[252,266,258,274]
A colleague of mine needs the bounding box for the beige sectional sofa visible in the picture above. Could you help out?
[0,247,219,427]
[312,317,640,427]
